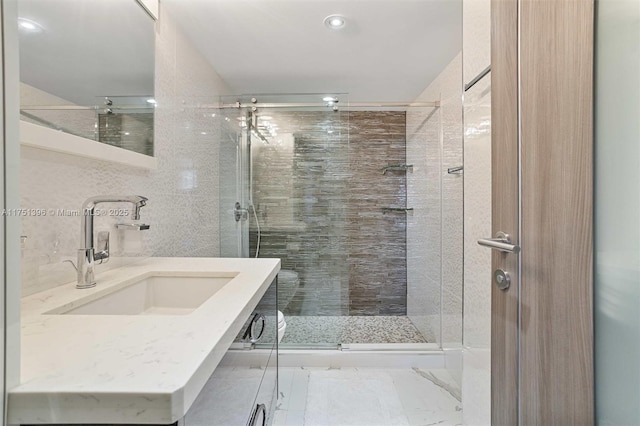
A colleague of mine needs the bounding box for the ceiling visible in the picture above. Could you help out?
[163,0,462,103]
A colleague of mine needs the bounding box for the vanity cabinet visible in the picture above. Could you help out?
[12,258,281,426]
[182,277,278,426]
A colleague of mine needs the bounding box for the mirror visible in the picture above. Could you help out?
[18,0,156,156]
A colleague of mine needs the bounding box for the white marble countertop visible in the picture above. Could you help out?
[8,257,280,425]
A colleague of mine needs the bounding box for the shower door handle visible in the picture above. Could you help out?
[477,232,520,254]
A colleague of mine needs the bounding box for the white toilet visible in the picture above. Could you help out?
[277,310,286,343]
[278,269,300,310]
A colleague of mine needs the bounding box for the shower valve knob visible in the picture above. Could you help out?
[234,202,249,222]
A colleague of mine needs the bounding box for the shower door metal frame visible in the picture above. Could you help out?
[236,112,251,259]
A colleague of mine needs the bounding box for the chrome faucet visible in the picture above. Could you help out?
[77,195,148,289]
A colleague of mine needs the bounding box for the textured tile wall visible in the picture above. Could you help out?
[461,2,491,423]
[461,76,492,426]
[462,76,491,349]
[462,0,491,353]
[247,111,407,316]
[20,8,230,296]
[463,0,491,86]
[347,112,407,316]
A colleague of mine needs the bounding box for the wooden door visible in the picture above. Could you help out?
[491,0,594,424]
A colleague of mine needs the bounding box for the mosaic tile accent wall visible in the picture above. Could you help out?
[249,111,407,316]
[347,112,407,315]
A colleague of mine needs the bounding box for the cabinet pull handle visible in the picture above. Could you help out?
[250,313,266,343]
[247,403,267,426]
[243,313,266,343]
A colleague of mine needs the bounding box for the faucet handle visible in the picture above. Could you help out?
[94,231,110,264]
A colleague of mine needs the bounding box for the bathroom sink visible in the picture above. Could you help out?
[50,274,238,316]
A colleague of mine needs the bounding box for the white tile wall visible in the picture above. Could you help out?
[20,6,230,296]
[461,75,491,426]
[461,0,491,423]
[462,76,491,349]
[463,0,491,86]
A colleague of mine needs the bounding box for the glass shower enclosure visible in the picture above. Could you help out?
[218,94,454,350]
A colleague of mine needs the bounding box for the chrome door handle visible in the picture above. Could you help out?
[477,232,520,254]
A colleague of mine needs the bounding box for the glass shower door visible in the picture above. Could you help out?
[220,94,351,348]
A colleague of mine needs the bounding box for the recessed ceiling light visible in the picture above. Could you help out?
[324,15,346,30]
[146,98,157,104]
[323,96,338,102]
[18,18,44,33]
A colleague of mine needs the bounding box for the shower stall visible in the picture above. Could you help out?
[217,93,462,350]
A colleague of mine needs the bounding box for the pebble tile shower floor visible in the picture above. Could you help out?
[280,316,428,345]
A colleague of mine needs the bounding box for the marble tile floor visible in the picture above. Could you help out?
[273,367,462,426]
[280,316,428,345]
